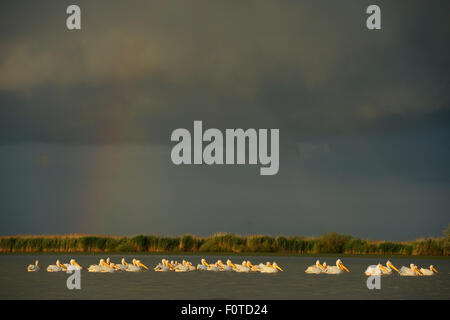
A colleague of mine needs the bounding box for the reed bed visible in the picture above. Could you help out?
[1,231,449,255]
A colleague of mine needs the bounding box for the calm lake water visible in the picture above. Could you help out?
[0,255,449,299]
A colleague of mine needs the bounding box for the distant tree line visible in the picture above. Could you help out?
[1,227,449,255]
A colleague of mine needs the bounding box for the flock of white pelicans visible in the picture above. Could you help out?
[305,259,439,276]
[26,258,284,273]
[26,258,439,276]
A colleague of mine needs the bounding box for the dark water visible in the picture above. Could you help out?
[0,255,449,299]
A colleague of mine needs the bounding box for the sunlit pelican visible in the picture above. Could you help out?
[27,260,41,272]
[246,261,260,272]
[272,262,283,272]
[47,260,66,272]
[88,259,103,272]
[154,259,168,271]
[65,259,83,271]
[226,259,237,271]
[305,260,327,274]
[115,258,129,271]
[258,262,283,273]
[110,263,123,271]
[165,259,175,271]
[234,261,251,273]
[381,260,400,275]
[364,263,389,276]
[323,259,349,274]
[174,260,189,272]
[134,259,149,271]
[399,264,423,276]
[199,258,220,271]
[154,259,172,272]
[217,260,233,271]
[419,265,438,276]
[185,261,196,271]
[99,258,116,272]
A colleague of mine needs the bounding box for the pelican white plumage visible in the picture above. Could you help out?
[399,264,423,276]
[99,258,116,272]
[174,260,193,272]
[419,265,438,276]
[88,259,103,272]
[323,259,349,274]
[272,262,283,272]
[27,260,41,272]
[186,261,196,271]
[134,259,150,271]
[65,259,83,271]
[258,261,283,273]
[234,261,251,273]
[216,260,233,271]
[172,259,185,272]
[364,263,389,276]
[305,260,326,274]
[154,259,167,272]
[245,261,260,272]
[199,258,220,271]
[226,259,237,271]
[154,259,173,272]
[381,260,399,275]
[47,260,66,272]
[114,258,129,271]
[126,259,149,272]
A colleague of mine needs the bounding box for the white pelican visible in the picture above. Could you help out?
[27,260,41,272]
[154,259,172,272]
[323,259,349,274]
[226,259,238,271]
[88,259,104,272]
[65,259,83,271]
[258,262,283,273]
[47,260,66,272]
[110,263,123,271]
[135,259,150,271]
[364,263,389,276]
[216,260,233,271]
[381,260,400,275]
[419,265,438,276]
[179,260,196,272]
[272,262,284,272]
[234,261,251,273]
[99,258,116,272]
[305,260,327,274]
[115,258,129,271]
[199,258,220,271]
[245,261,260,272]
[399,264,423,276]
[126,259,149,272]
[174,260,192,272]
[185,261,196,271]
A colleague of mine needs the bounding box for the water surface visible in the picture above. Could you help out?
[1,255,448,299]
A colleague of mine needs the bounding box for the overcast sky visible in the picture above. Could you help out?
[0,1,449,240]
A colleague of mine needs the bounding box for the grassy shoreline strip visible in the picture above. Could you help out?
[1,231,449,256]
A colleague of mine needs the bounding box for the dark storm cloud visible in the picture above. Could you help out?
[0,0,449,144]
[0,1,449,240]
